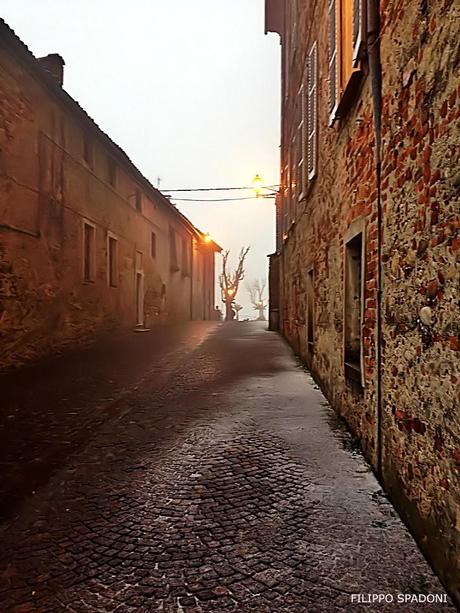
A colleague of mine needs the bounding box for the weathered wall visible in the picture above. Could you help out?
[272,0,459,602]
[0,35,215,371]
[278,0,379,465]
[380,0,460,598]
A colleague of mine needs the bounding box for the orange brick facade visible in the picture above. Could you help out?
[266,0,459,602]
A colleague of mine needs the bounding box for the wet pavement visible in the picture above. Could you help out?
[0,322,455,612]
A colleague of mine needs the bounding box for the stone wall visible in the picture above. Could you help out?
[0,29,217,372]
[268,0,459,601]
[380,0,460,597]
[277,0,380,465]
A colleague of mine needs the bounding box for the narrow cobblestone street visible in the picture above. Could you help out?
[0,323,455,612]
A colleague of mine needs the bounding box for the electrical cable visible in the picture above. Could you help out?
[170,196,271,202]
[164,185,279,193]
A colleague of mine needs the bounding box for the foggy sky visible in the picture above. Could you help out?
[2,0,280,318]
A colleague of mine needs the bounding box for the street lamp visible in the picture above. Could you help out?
[253,174,263,198]
[252,174,278,199]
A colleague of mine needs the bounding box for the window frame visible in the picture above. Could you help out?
[169,227,179,273]
[343,217,366,388]
[296,83,305,201]
[82,219,96,283]
[328,0,365,123]
[107,232,119,288]
[307,41,318,182]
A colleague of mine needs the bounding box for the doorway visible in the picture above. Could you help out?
[136,272,144,327]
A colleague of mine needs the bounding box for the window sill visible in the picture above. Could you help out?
[345,361,363,386]
[330,68,364,124]
[299,177,317,203]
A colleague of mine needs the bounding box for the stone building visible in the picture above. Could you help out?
[265,0,459,602]
[0,19,221,371]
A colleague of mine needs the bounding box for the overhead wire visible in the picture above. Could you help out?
[169,195,275,202]
[164,185,279,193]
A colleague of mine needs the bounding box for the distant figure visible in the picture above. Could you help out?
[214,306,223,321]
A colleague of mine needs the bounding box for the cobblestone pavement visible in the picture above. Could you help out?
[0,322,456,612]
[0,322,217,519]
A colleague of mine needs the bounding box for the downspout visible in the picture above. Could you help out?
[367,0,383,481]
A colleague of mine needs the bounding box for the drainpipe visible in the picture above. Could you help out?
[367,0,383,482]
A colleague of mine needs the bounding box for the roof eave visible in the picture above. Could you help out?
[0,18,211,241]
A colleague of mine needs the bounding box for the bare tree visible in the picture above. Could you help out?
[219,247,250,321]
[247,279,267,321]
[233,303,243,321]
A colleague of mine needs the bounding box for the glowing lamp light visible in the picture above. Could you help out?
[227,288,235,297]
[204,232,212,243]
[252,174,263,198]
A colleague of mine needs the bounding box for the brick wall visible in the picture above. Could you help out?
[380,0,460,597]
[268,0,459,601]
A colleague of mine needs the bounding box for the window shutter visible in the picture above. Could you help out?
[328,0,338,118]
[307,42,318,181]
[290,136,296,221]
[282,163,289,237]
[301,73,308,190]
[352,0,366,66]
[296,87,304,198]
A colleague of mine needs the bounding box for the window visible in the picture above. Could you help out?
[181,237,190,277]
[307,42,318,180]
[328,0,366,121]
[344,228,364,385]
[151,232,156,259]
[108,157,117,188]
[306,268,315,353]
[296,86,305,198]
[290,134,297,214]
[107,234,118,287]
[136,250,143,272]
[298,41,318,196]
[282,162,289,240]
[135,188,142,212]
[82,221,96,282]
[169,227,178,272]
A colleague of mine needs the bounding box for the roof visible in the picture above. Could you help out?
[0,18,220,250]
